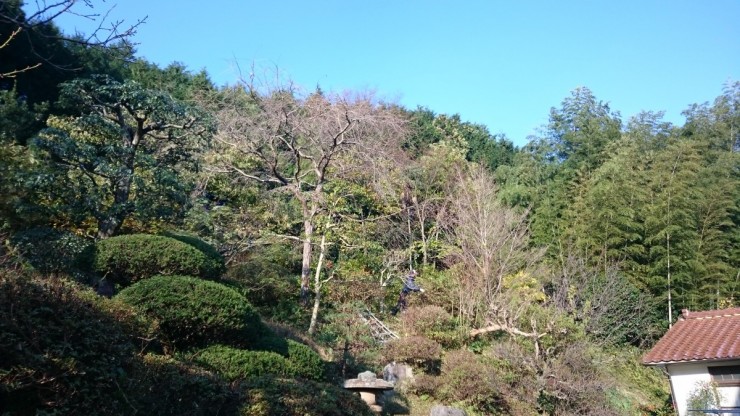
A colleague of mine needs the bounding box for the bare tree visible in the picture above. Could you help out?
[204,73,406,303]
[1,0,145,78]
[402,142,463,267]
[440,165,549,355]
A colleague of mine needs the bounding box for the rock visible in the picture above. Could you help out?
[382,362,413,385]
[430,404,467,416]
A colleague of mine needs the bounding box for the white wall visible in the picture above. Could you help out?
[666,361,740,416]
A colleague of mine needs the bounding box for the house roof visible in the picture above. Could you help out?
[642,307,740,365]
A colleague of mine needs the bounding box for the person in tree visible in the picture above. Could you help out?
[390,269,424,315]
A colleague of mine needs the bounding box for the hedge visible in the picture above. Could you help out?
[162,231,226,278]
[192,345,293,381]
[284,339,325,381]
[116,275,265,351]
[94,234,223,285]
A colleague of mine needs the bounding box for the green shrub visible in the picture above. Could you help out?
[129,353,239,415]
[162,231,226,277]
[116,275,266,352]
[238,376,375,416]
[250,335,290,356]
[192,345,293,381]
[0,271,141,415]
[94,234,223,286]
[10,227,94,274]
[285,339,325,381]
[195,341,325,382]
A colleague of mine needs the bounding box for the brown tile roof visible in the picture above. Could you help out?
[642,307,740,365]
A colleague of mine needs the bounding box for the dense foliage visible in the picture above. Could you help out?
[10,227,94,275]
[94,234,224,285]
[192,340,324,381]
[192,345,295,381]
[0,272,144,414]
[1,5,735,414]
[162,231,226,277]
[116,275,265,351]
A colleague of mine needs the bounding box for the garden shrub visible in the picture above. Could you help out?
[249,334,290,356]
[162,231,226,278]
[192,345,293,381]
[382,335,442,374]
[238,376,375,416]
[94,234,223,286]
[410,373,442,396]
[129,353,239,415]
[284,339,325,381]
[198,340,325,381]
[116,275,266,352]
[10,227,94,274]
[541,342,624,415]
[0,271,141,415]
[436,349,508,413]
[399,305,463,348]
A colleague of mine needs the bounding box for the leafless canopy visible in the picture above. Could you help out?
[437,164,552,355]
[1,0,145,77]
[202,70,407,301]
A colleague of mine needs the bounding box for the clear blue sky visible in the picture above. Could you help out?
[54,1,739,147]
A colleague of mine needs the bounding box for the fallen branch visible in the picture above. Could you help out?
[470,322,546,339]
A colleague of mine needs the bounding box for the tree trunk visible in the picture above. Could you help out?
[308,234,326,335]
[97,166,133,238]
[413,196,428,266]
[98,135,136,239]
[300,219,314,305]
[308,233,328,335]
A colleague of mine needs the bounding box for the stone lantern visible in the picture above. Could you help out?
[343,370,395,413]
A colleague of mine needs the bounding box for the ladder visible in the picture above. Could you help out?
[359,308,399,344]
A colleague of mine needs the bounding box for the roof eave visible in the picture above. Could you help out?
[643,357,740,366]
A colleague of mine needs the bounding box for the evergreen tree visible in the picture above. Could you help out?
[29,75,212,237]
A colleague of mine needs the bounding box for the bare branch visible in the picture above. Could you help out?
[0,1,146,76]
[470,323,546,339]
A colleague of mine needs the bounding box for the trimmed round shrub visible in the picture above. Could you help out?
[129,353,239,415]
[10,227,94,274]
[162,231,226,278]
[192,345,293,381]
[249,335,290,356]
[94,234,223,286]
[285,339,325,381]
[116,275,265,351]
[239,376,375,416]
[194,341,325,382]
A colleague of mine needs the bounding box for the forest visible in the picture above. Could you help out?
[1,1,738,415]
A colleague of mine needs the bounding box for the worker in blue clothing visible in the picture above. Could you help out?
[390,269,424,315]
